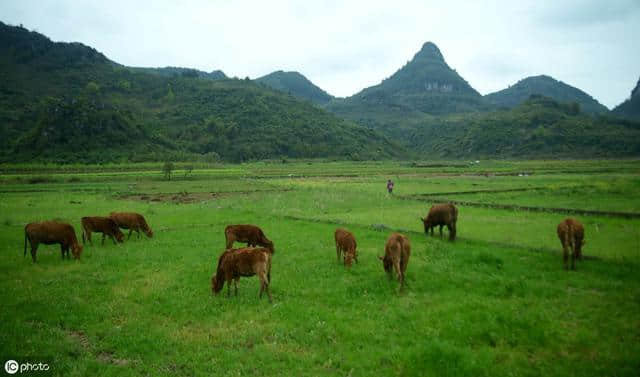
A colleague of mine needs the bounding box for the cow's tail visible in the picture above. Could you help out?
[566,222,575,253]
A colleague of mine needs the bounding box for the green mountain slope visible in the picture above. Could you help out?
[325,42,491,121]
[612,77,640,120]
[485,75,609,115]
[0,22,404,163]
[407,95,640,158]
[255,70,333,105]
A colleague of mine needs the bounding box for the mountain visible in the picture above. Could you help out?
[612,77,640,120]
[255,71,333,105]
[130,66,227,80]
[0,22,404,163]
[485,75,609,115]
[325,42,491,122]
[323,42,492,135]
[406,95,640,158]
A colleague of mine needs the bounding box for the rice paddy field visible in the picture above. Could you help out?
[0,160,639,376]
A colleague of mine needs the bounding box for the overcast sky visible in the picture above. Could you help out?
[2,0,639,108]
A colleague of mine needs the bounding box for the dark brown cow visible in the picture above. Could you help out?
[421,203,458,241]
[379,233,411,288]
[224,224,274,251]
[109,212,153,239]
[81,216,124,245]
[24,221,83,262]
[334,228,358,267]
[557,218,585,270]
[211,247,273,302]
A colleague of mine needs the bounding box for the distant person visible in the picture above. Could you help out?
[387,179,394,194]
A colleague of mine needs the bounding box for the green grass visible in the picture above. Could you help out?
[1,161,639,376]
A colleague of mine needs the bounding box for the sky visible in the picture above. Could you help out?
[1,0,639,109]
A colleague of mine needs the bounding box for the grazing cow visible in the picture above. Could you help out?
[379,233,411,288]
[211,247,273,302]
[557,218,585,270]
[109,212,153,239]
[421,203,458,241]
[24,221,83,262]
[81,216,124,245]
[334,228,358,267]
[224,224,274,251]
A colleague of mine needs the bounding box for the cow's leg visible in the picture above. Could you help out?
[30,243,38,263]
[127,229,133,240]
[60,244,66,259]
[101,233,106,245]
[570,245,576,270]
[336,244,341,262]
[563,245,569,270]
[261,273,272,303]
[88,231,93,245]
[439,225,443,238]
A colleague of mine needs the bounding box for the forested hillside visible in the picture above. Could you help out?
[0,22,404,163]
[612,77,640,121]
[255,70,333,105]
[406,95,640,158]
[484,75,609,115]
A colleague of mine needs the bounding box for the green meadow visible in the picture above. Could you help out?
[0,160,639,376]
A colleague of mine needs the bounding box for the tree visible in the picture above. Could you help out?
[163,161,174,180]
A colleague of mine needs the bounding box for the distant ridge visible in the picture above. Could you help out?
[255,70,333,105]
[612,77,640,120]
[485,75,608,114]
[129,66,227,80]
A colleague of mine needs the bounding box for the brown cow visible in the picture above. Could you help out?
[421,203,458,241]
[224,224,274,251]
[334,228,358,267]
[24,221,83,262]
[379,233,411,288]
[81,216,124,245]
[211,247,273,302]
[557,218,585,270]
[109,212,153,239]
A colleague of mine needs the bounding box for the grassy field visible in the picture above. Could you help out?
[0,160,639,376]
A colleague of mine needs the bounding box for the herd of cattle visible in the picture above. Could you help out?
[22,203,586,300]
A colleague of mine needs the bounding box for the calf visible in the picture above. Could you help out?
[109,212,153,239]
[81,216,124,245]
[557,218,585,270]
[24,221,83,262]
[379,233,411,288]
[224,224,274,251]
[421,203,458,241]
[334,228,358,267]
[211,247,273,302]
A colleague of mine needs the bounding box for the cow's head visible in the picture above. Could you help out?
[115,229,125,243]
[378,255,392,273]
[72,244,84,259]
[420,217,430,233]
[212,274,224,295]
[344,251,354,268]
[144,226,153,238]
